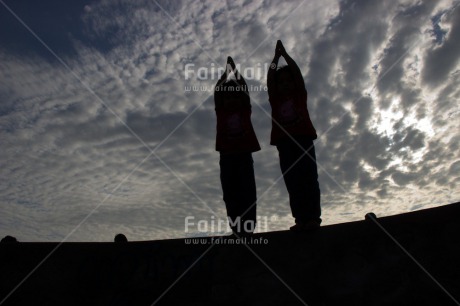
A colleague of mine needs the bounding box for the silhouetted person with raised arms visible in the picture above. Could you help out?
[267,40,321,231]
[215,56,260,236]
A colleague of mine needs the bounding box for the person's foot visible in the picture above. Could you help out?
[289,220,320,231]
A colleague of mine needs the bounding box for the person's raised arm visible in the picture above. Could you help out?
[267,41,282,98]
[229,57,246,89]
[228,57,250,108]
[215,58,232,110]
[278,40,306,96]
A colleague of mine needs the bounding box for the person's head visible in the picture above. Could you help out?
[275,66,295,95]
[114,233,128,243]
[222,80,244,110]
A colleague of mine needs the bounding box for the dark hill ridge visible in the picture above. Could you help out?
[1,202,459,306]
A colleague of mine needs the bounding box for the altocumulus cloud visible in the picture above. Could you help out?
[0,0,459,242]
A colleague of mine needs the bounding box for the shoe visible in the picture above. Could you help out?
[289,220,320,231]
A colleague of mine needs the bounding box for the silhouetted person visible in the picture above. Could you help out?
[215,56,260,235]
[114,233,128,242]
[1,235,18,243]
[267,40,321,231]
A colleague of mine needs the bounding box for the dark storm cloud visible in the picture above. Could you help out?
[353,96,373,130]
[391,125,426,151]
[422,5,460,88]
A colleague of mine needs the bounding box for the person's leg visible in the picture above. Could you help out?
[300,137,321,223]
[277,136,321,224]
[220,153,257,234]
[237,153,257,234]
[220,153,240,232]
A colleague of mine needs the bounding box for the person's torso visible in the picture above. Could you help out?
[216,108,260,153]
[269,90,316,145]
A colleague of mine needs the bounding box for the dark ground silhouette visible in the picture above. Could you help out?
[0,202,459,305]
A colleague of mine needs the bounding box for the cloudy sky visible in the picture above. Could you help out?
[0,0,459,242]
